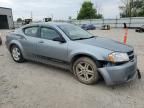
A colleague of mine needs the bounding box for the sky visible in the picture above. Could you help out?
[0,0,121,21]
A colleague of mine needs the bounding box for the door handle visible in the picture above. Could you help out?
[38,41,44,43]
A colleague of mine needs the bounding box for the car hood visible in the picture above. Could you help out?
[77,37,133,52]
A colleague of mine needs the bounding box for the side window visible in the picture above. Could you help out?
[24,27,39,37]
[41,27,60,40]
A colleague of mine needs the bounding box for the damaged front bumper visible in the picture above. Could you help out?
[98,56,138,85]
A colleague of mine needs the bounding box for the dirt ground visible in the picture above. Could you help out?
[0,29,144,108]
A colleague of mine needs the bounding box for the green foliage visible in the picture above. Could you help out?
[77,1,103,20]
[120,0,144,17]
[17,18,23,22]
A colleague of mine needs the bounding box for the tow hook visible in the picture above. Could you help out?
[137,68,141,79]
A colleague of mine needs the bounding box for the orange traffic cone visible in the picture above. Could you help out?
[123,28,128,44]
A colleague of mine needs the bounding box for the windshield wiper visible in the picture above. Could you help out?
[89,36,96,38]
[73,38,87,40]
[73,36,96,40]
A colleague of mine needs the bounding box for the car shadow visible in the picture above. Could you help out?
[10,58,143,90]
[25,60,73,77]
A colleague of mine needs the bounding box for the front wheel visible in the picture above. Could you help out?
[11,45,25,63]
[73,57,99,85]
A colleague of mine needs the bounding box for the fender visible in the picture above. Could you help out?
[69,49,106,63]
[9,40,25,57]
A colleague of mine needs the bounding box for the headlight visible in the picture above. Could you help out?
[107,52,129,63]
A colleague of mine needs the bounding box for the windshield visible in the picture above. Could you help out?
[58,24,93,40]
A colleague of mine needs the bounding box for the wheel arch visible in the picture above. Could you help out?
[70,53,102,68]
[9,43,17,52]
[70,53,104,83]
[9,41,24,54]
[9,42,25,63]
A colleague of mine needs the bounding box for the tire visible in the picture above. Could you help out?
[73,57,99,85]
[10,45,25,63]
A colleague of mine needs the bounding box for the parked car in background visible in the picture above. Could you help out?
[135,25,144,33]
[6,22,138,85]
[81,24,96,30]
[22,19,32,25]
[0,37,2,45]
[101,25,111,30]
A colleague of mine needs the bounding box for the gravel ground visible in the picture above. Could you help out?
[0,29,144,108]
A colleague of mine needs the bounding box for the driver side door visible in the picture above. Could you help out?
[36,26,68,62]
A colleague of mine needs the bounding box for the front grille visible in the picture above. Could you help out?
[127,50,134,61]
[127,51,133,55]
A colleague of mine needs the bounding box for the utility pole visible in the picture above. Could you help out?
[51,14,53,20]
[116,16,118,28]
[31,11,33,21]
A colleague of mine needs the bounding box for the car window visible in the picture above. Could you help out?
[41,27,60,40]
[24,27,39,37]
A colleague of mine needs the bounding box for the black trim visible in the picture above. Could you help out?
[33,54,70,65]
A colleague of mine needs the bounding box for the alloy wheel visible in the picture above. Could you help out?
[75,62,95,82]
[12,47,21,61]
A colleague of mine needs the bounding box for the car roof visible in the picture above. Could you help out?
[22,22,72,28]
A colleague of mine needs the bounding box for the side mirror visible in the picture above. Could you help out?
[53,37,66,43]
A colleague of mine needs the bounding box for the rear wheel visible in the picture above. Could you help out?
[11,45,25,63]
[73,57,99,85]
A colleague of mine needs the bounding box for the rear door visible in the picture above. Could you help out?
[21,26,40,58]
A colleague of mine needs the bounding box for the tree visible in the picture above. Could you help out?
[17,18,23,22]
[68,16,72,20]
[77,1,103,20]
[119,0,144,17]
[132,0,144,16]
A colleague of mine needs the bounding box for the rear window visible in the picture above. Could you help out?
[24,27,39,37]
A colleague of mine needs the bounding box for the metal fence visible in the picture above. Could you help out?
[70,17,144,28]
[14,17,144,28]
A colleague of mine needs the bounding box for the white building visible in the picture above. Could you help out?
[0,7,14,29]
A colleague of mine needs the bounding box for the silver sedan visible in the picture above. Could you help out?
[5,22,138,85]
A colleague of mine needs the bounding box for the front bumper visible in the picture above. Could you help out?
[98,56,138,85]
